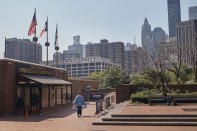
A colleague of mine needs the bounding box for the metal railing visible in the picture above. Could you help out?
[95,99,103,114]
[95,95,115,114]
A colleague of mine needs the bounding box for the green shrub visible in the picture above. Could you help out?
[130,93,148,104]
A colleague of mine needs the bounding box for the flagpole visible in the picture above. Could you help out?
[5,37,7,58]
[33,8,38,64]
[45,17,50,66]
[55,24,59,67]
[56,50,58,67]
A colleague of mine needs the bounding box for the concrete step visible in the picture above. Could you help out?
[102,117,197,122]
[92,121,197,126]
[111,114,197,117]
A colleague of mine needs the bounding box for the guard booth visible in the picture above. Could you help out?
[14,61,72,114]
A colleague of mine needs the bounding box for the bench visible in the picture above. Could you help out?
[149,95,197,106]
[172,95,197,105]
[148,95,175,106]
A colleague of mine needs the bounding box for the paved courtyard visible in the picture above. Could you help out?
[1,102,197,131]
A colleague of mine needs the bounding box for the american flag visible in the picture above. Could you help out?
[28,11,37,36]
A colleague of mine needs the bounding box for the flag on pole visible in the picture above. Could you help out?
[28,11,37,36]
[39,20,48,38]
[54,24,58,47]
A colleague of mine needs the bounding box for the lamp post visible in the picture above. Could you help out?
[45,17,50,66]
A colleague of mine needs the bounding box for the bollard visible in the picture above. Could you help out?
[25,107,28,118]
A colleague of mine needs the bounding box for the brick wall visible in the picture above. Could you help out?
[87,88,116,101]
[116,85,130,103]
[0,59,69,116]
[69,79,98,100]
[0,60,16,115]
[52,69,68,81]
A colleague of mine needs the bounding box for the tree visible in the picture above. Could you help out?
[88,67,126,88]
[148,48,168,93]
[88,71,105,88]
[166,46,183,84]
[129,69,172,85]
[130,70,156,85]
[104,67,126,88]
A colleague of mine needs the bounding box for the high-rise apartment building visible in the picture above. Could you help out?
[108,42,125,69]
[86,40,125,69]
[167,0,181,38]
[125,43,138,75]
[189,6,197,20]
[176,20,197,67]
[85,41,109,59]
[5,38,42,63]
[53,52,64,62]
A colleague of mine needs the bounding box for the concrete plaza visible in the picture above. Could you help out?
[1,102,197,131]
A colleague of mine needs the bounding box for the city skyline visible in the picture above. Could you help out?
[0,0,196,60]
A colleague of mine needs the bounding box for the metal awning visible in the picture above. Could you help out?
[20,74,72,85]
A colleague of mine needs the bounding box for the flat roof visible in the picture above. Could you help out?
[20,74,72,85]
[0,58,66,71]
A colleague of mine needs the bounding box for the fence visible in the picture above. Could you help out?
[95,96,114,114]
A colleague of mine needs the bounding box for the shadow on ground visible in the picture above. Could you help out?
[0,103,94,122]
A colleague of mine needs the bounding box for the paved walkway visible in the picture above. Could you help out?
[1,102,197,131]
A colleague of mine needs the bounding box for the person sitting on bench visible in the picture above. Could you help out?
[163,91,170,105]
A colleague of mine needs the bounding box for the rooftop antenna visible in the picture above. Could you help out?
[134,36,136,44]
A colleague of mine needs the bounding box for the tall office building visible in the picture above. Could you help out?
[86,40,125,69]
[152,27,166,57]
[189,6,197,20]
[5,38,42,63]
[68,35,85,57]
[176,20,197,67]
[141,17,153,52]
[159,41,178,66]
[73,35,80,45]
[152,27,166,48]
[167,0,181,38]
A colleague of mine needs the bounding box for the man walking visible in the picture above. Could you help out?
[72,94,86,117]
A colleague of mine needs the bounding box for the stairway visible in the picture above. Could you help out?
[92,114,197,126]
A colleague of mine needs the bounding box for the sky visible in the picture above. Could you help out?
[0,0,196,60]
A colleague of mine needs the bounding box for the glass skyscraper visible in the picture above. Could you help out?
[189,6,197,20]
[167,0,181,38]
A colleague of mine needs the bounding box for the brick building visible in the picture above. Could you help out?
[0,58,73,116]
[0,59,98,116]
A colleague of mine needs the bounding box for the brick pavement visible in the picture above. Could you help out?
[1,102,197,131]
